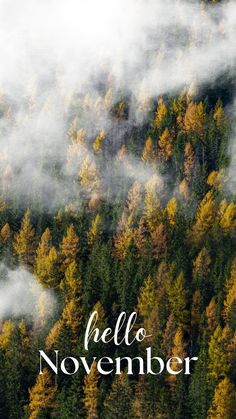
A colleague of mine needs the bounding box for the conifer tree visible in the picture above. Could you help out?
[184,142,195,182]
[13,209,35,267]
[28,368,57,419]
[60,224,79,270]
[208,378,236,419]
[142,136,156,164]
[83,361,99,419]
[87,214,102,246]
[184,101,206,137]
[158,128,173,161]
[0,223,11,242]
[154,98,168,129]
[103,372,133,419]
[144,175,162,232]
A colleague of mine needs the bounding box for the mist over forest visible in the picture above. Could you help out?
[0,1,236,418]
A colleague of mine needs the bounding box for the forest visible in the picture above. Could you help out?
[0,0,236,418]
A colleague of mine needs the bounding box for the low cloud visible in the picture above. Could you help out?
[0,265,56,323]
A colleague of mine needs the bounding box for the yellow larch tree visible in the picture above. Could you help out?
[93,130,106,154]
[158,128,173,161]
[0,222,11,242]
[184,142,195,182]
[219,201,236,235]
[60,224,79,270]
[184,101,206,137]
[83,361,99,419]
[223,257,236,325]
[213,98,227,129]
[13,209,36,267]
[28,368,57,419]
[192,247,211,282]
[144,174,162,232]
[141,136,156,164]
[87,214,102,246]
[188,191,216,244]
[154,98,167,129]
[206,297,218,334]
[208,378,236,419]
[166,197,177,226]
[79,155,100,194]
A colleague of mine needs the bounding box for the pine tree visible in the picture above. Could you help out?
[136,275,156,321]
[208,325,229,379]
[103,372,133,419]
[167,272,189,329]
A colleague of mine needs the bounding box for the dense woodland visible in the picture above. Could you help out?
[0,9,236,413]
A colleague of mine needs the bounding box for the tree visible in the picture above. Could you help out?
[13,209,35,267]
[103,372,133,419]
[93,131,106,154]
[208,378,236,419]
[184,101,206,137]
[83,361,99,419]
[213,98,227,129]
[142,136,156,164]
[167,272,189,329]
[208,326,229,379]
[219,201,236,235]
[0,223,11,242]
[206,297,217,334]
[224,258,236,328]
[188,191,216,245]
[28,368,57,419]
[158,128,173,161]
[150,223,167,260]
[184,142,195,182]
[87,214,102,246]
[34,228,59,287]
[154,98,168,129]
[62,298,83,339]
[136,275,155,321]
[192,247,211,292]
[60,224,79,270]
[79,155,100,193]
[166,197,177,226]
[144,175,162,232]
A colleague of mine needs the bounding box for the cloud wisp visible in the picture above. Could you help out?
[0,0,235,209]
